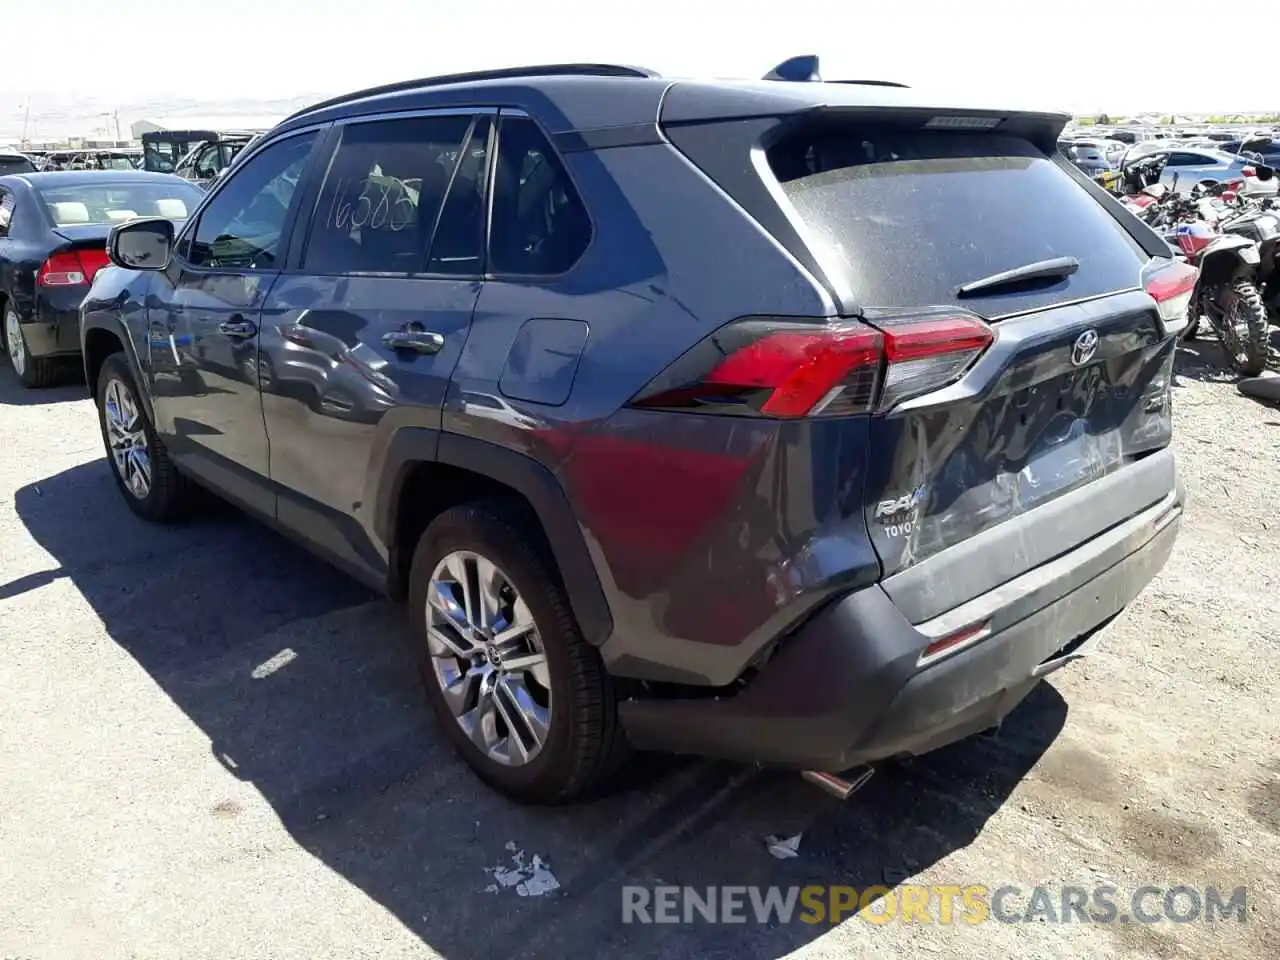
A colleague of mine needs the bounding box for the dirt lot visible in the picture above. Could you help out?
[1,338,1277,960]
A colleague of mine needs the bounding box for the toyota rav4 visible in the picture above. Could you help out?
[80,58,1189,803]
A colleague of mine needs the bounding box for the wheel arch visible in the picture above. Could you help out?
[375,429,613,646]
[82,320,154,421]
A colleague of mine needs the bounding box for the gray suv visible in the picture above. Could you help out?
[80,59,1187,803]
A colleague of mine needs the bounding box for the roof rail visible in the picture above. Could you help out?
[761,55,909,88]
[284,63,661,123]
[830,79,911,89]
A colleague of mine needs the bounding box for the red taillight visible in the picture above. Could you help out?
[704,327,883,418]
[631,311,994,419]
[1143,258,1199,334]
[77,248,109,280]
[36,248,108,287]
[877,314,994,412]
[1242,166,1256,177]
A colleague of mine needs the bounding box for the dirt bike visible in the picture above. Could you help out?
[1162,199,1270,376]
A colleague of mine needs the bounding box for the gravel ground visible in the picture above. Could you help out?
[1,338,1277,960]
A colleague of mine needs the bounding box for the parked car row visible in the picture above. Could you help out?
[4,58,1186,807]
[1062,130,1280,197]
[30,148,143,171]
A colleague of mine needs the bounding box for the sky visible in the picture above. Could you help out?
[2,0,1275,139]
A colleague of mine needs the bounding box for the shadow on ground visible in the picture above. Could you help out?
[13,460,1067,960]
[0,357,88,405]
[1173,326,1279,387]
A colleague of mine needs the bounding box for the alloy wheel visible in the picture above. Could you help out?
[426,550,552,766]
[103,377,152,499]
[5,309,26,377]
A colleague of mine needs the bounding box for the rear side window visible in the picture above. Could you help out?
[767,125,1145,315]
[0,192,14,235]
[489,116,591,275]
[302,115,473,275]
[0,155,35,175]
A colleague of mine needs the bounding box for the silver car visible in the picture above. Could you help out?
[1156,147,1278,196]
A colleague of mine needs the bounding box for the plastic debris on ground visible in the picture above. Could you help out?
[484,843,562,897]
[764,833,802,859]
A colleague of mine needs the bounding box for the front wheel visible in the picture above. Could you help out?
[1214,280,1270,377]
[96,352,194,521]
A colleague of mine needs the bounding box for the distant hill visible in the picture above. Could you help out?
[0,94,332,142]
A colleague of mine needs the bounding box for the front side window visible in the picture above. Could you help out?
[488,116,591,275]
[187,132,317,270]
[302,114,473,275]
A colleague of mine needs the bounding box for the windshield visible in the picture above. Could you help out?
[36,181,204,226]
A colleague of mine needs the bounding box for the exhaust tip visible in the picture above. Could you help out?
[801,766,875,800]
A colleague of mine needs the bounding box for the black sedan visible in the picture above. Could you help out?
[1,171,204,388]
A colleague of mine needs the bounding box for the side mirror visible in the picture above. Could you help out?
[107,217,174,271]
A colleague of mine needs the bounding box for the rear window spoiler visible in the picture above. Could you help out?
[661,86,1070,154]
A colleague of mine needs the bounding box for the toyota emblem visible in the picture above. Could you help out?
[1070,329,1099,367]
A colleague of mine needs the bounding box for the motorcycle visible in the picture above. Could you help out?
[1158,178,1271,375]
[1210,169,1280,327]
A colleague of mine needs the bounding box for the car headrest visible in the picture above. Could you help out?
[106,210,139,221]
[51,201,90,224]
[155,198,189,219]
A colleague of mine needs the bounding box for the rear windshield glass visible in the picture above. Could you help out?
[36,181,203,226]
[0,156,36,175]
[768,126,1144,316]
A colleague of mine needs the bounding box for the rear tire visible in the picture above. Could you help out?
[408,501,630,803]
[4,302,59,389]
[1217,280,1270,377]
[96,352,194,522]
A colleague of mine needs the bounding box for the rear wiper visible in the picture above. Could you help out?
[956,256,1080,298]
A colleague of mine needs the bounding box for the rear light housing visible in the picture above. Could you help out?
[1143,258,1199,335]
[629,311,995,419]
[36,248,109,287]
[918,620,992,666]
[1242,166,1257,178]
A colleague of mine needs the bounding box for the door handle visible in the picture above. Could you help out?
[382,330,445,354]
[218,316,257,339]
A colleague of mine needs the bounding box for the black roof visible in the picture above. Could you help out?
[273,59,1069,142]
